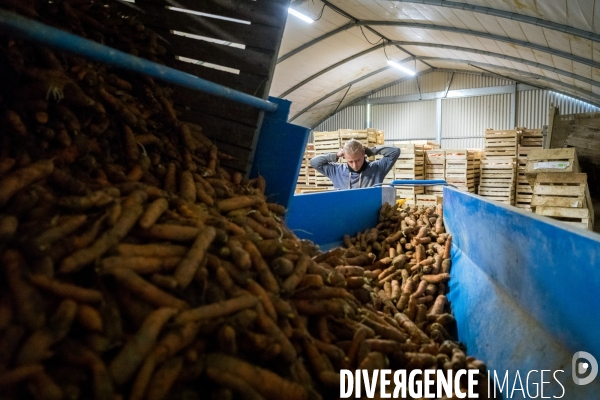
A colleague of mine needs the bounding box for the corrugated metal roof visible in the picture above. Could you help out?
[272,0,600,128]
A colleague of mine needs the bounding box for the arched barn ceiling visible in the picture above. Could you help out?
[270,0,600,128]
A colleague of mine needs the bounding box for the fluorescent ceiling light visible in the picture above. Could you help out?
[288,8,314,23]
[387,60,415,76]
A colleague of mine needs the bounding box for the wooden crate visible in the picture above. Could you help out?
[376,130,385,145]
[425,186,446,195]
[525,148,580,187]
[445,150,476,192]
[416,194,442,207]
[478,157,515,204]
[484,129,519,158]
[394,143,424,179]
[535,206,592,231]
[315,173,334,188]
[518,128,543,148]
[530,173,591,210]
[313,131,341,154]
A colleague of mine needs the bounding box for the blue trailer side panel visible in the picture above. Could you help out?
[444,188,600,398]
[250,97,310,208]
[286,187,395,250]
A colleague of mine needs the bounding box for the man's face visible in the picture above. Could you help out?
[344,150,365,171]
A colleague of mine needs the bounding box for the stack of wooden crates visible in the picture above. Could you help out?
[515,129,543,210]
[312,131,338,190]
[394,142,425,205]
[424,149,445,198]
[445,150,477,193]
[478,129,518,204]
[525,148,593,230]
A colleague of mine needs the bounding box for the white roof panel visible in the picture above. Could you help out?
[274,0,600,126]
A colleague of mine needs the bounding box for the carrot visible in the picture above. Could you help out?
[244,273,275,307]
[103,256,182,274]
[28,370,64,400]
[255,303,296,363]
[50,168,89,195]
[122,124,140,163]
[71,214,107,249]
[179,170,196,203]
[104,267,187,310]
[58,189,118,210]
[206,367,265,400]
[164,162,177,193]
[236,216,279,239]
[149,273,179,290]
[217,195,263,213]
[0,295,13,331]
[0,364,44,387]
[0,157,16,176]
[281,254,311,294]
[0,324,26,368]
[29,274,103,303]
[442,258,452,274]
[175,295,258,324]
[3,250,46,330]
[77,304,103,332]
[244,241,280,293]
[5,110,27,135]
[98,86,138,126]
[60,190,146,273]
[16,299,78,365]
[145,356,184,400]
[130,322,201,400]
[225,237,251,270]
[138,198,168,229]
[347,327,369,368]
[293,298,354,318]
[139,224,199,242]
[33,215,88,249]
[58,339,115,400]
[443,234,452,259]
[174,225,216,288]
[429,294,448,316]
[217,324,237,354]
[116,243,188,257]
[0,159,54,207]
[421,273,450,284]
[0,215,18,242]
[298,274,324,290]
[195,182,214,206]
[108,307,177,385]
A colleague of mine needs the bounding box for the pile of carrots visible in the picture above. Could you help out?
[0,0,489,399]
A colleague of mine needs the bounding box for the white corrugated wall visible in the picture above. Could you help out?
[441,94,511,148]
[311,72,600,147]
[371,101,437,141]
[518,90,600,129]
[313,105,366,133]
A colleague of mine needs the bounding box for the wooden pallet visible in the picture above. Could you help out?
[313,131,341,154]
[416,195,442,207]
[535,206,592,231]
[525,148,580,186]
[425,186,445,195]
[484,129,518,158]
[376,130,385,145]
[530,173,591,210]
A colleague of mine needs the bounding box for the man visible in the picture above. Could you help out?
[310,139,400,190]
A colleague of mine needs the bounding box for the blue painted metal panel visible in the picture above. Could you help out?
[286,187,386,250]
[444,187,600,398]
[250,97,310,208]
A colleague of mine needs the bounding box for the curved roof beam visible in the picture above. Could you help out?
[278,23,355,64]
[289,65,393,122]
[421,58,600,100]
[279,41,598,98]
[357,21,600,70]
[279,44,400,98]
[388,41,598,87]
[291,58,600,123]
[390,0,600,43]
[279,20,600,70]
[278,0,435,69]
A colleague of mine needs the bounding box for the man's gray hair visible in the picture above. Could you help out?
[343,139,364,156]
